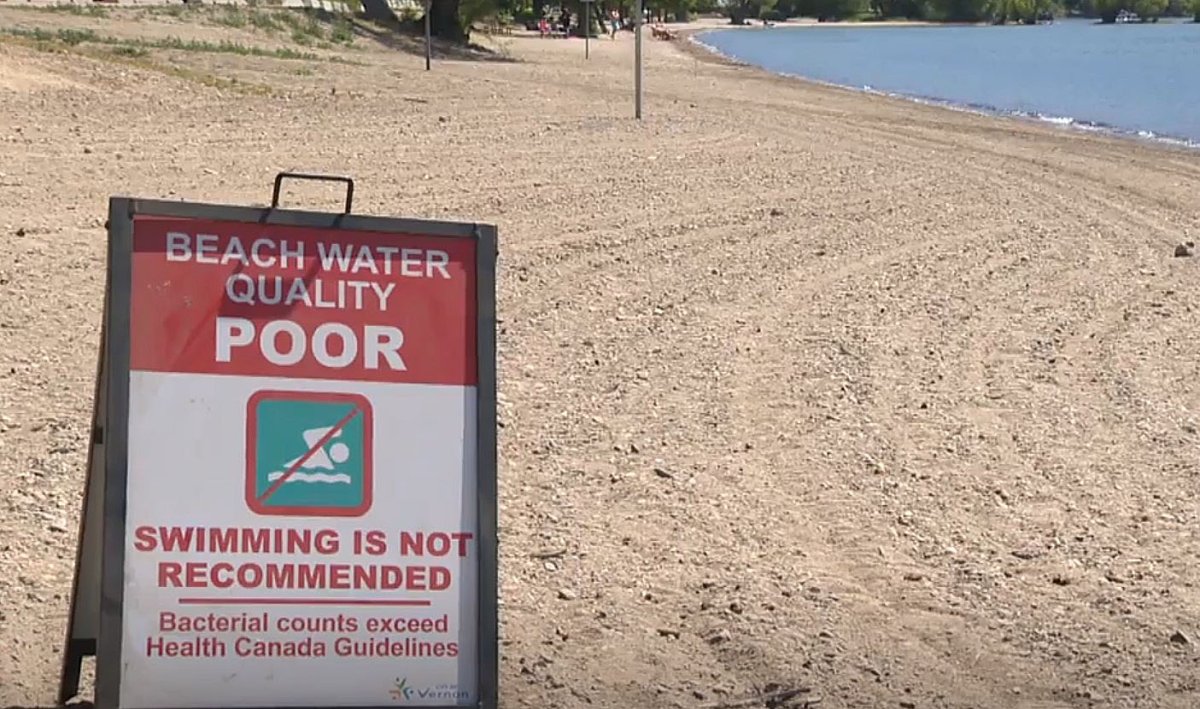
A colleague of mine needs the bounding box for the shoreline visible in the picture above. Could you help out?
[665,16,991,30]
[679,24,1200,153]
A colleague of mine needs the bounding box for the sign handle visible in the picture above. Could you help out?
[270,172,355,214]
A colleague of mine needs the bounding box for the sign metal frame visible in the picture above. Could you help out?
[63,191,499,709]
[58,316,108,705]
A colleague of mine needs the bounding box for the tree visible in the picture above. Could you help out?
[928,0,990,20]
[1132,0,1168,17]
[812,0,868,18]
[772,0,812,17]
[1092,0,1166,18]
[428,0,469,40]
[721,0,777,23]
[1091,0,1124,20]
[984,0,1058,22]
[658,0,698,21]
[869,0,933,18]
[426,0,528,40]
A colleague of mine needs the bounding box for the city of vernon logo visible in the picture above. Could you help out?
[389,677,412,702]
[245,391,373,517]
[388,677,469,703]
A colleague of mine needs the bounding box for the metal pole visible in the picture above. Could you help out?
[424,0,432,71]
[634,0,642,119]
[584,1,590,59]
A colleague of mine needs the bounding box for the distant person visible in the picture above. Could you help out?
[538,17,549,37]
[610,9,620,38]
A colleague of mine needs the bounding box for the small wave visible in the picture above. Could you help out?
[266,472,352,484]
[863,89,1198,149]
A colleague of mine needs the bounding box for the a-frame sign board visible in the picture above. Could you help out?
[60,175,499,709]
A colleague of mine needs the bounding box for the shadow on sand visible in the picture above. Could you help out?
[353,21,518,63]
[305,4,518,63]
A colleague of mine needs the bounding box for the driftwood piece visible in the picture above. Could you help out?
[701,685,818,709]
[530,547,567,559]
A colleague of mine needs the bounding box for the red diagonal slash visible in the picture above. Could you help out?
[257,406,362,504]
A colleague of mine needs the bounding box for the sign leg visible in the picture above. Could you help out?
[59,323,108,705]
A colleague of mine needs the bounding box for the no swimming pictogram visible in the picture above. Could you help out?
[245,391,374,517]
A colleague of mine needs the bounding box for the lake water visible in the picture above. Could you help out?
[697,20,1200,146]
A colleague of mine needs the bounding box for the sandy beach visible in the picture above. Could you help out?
[2,7,1200,708]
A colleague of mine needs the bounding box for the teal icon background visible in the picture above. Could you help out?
[246,393,372,515]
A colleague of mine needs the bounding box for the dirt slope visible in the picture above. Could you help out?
[2,8,1200,709]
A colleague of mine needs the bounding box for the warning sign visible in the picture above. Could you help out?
[246,391,374,517]
[60,183,497,709]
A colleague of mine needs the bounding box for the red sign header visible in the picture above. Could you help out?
[129,216,477,385]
